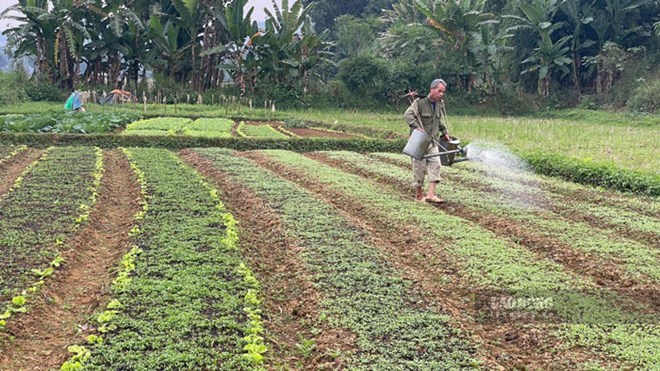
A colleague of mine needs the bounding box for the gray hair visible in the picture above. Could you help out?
[430,79,447,89]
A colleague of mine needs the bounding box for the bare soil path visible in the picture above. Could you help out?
[180,149,355,370]
[240,150,619,370]
[0,150,141,371]
[0,148,43,198]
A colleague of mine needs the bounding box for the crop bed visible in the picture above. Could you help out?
[0,145,657,370]
[124,117,234,138]
[0,147,100,302]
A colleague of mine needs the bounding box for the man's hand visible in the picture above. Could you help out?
[416,127,425,133]
[442,134,451,141]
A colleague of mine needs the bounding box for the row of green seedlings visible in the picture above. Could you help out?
[236,121,288,139]
[0,147,103,328]
[337,151,660,283]
[0,112,140,134]
[194,148,479,370]
[255,149,660,369]
[0,144,26,165]
[443,156,660,238]
[61,148,266,370]
[123,117,234,138]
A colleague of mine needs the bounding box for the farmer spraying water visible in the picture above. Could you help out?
[403,79,452,204]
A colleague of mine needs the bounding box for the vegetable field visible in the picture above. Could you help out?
[0,143,657,370]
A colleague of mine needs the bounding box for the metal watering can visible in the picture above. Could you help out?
[403,130,469,166]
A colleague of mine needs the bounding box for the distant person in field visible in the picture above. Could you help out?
[403,78,451,204]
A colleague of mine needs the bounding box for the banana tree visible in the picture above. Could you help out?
[508,0,572,96]
[414,0,496,91]
[258,0,331,91]
[172,0,205,91]
[1,0,57,82]
[521,34,572,97]
[559,0,595,94]
[201,0,259,95]
[148,15,191,80]
[83,0,146,89]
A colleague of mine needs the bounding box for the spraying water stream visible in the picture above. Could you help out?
[461,140,547,209]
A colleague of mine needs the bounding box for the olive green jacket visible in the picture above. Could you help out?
[403,97,447,140]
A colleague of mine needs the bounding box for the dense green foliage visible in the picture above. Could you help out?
[523,151,660,196]
[2,0,657,111]
[123,117,234,138]
[0,147,98,301]
[1,0,331,97]
[0,112,141,133]
[85,148,263,369]
[196,148,478,369]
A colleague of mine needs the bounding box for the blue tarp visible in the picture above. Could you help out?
[64,91,83,110]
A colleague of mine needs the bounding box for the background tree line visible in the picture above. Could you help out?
[1,0,659,113]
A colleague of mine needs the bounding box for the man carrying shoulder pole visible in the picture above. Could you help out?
[403,78,450,204]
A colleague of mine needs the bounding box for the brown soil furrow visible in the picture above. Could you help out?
[179,149,355,370]
[0,148,43,197]
[310,153,660,311]
[240,150,619,371]
[0,150,141,371]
